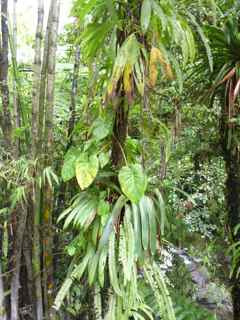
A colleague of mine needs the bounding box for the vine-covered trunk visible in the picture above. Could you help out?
[111,98,128,168]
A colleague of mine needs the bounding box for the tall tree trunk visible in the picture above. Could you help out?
[0,0,12,154]
[23,230,35,318]
[37,1,52,154]
[32,184,43,320]
[12,0,20,158]
[31,2,45,320]
[224,152,240,320]
[10,205,28,320]
[31,0,44,158]
[220,106,240,320]
[42,1,60,318]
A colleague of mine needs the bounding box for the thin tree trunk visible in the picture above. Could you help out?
[31,0,44,158]
[173,99,181,142]
[23,231,35,318]
[31,2,45,320]
[42,1,60,318]
[0,0,12,153]
[10,205,28,320]
[32,184,43,320]
[0,230,6,320]
[37,1,52,154]
[67,45,80,148]
[12,0,20,158]
[159,144,167,181]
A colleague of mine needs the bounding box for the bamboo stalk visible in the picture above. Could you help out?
[67,45,80,148]
[0,0,12,154]
[0,232,6,320]
[31,0,44,159]
[12,0,20,158]
[42,1,60,318]
[32,183,43,320]
[10,204,28,320]
[31,2,45,319]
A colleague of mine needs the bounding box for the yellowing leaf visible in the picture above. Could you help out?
[149,62,158,88]
[106,34,140,101]
[75,154,99,190]
[149,47,174,86]
[149,47,161,87]
[164,63,174,80]
[123,64,133,102]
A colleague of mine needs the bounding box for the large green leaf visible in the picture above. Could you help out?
[61,147,81,182]
[141,0,152,33]
[75,153,99,190]
[91,118,111,140]
[118,164,147,203]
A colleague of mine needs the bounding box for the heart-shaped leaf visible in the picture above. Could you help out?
[61,147,81,182]
[76,153,99,190]
[118,164,147,203]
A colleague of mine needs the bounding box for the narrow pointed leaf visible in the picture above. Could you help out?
[141,0,152,33]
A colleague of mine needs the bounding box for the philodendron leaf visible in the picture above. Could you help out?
[118,164,147,203]
[92,118,111,141]
[99,152,110,168]
[141,0,152,33]
[76,153,99,190]
[61,147,81,182]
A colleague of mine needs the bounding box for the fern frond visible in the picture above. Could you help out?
[108,232,122,296]
[94,284,103,320]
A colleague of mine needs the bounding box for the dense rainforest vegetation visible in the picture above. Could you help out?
[1,0,240,319]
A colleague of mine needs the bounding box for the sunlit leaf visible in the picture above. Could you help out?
[76,153,99,190]
[61,147,81,182]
